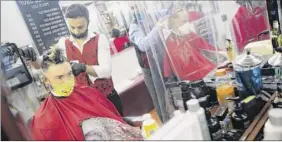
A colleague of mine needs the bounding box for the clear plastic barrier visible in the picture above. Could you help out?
[1,1,271,131]
[128,0,270,119]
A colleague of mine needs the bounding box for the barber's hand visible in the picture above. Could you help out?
[19,46,37,61]
[70,62,86,76]
[42,47,56,61]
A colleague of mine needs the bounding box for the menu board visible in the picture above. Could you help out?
[16,0,69,55]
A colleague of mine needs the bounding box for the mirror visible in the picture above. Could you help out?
[0,43,33,91]
[1,0,273,140]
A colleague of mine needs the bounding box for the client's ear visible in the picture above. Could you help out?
[42,75,52,89]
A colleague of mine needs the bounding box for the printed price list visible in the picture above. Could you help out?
[17,0,69,55]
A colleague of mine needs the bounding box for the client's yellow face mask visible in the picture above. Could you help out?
[44,62,75,97]
[51,77,75,97]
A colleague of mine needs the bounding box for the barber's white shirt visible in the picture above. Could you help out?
[56,31,112,82]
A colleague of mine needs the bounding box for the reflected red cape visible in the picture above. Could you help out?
[113,36,130,53]
[232,6,268,52]
[164,32,217,81]
[30,85,124,140]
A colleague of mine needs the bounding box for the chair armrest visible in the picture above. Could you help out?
[123,116,143,127]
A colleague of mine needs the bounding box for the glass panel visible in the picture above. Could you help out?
[220,0,270,53]
[1,1,271,135]
[279,0,282,32]
[128,0,270,120]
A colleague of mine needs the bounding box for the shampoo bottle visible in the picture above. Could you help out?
[149,110,184,140]
[226,97,250,130]
[162,110,204,140]
[186,99,211,140]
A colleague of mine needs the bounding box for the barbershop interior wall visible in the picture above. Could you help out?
[0,1,99,49]
[1,1,36,48]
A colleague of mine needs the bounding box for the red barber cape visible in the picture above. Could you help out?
[113,36,130,53]
[164,32,217,81]
[232,6,268,52]
[30,85,124,140]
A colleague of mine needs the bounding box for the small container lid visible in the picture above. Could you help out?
[174,110,182,116]
[268,108,282,126]
[235,49,262,68]
[186,99,200,112]
[216,69,227,77]
[143,113,152,121]
[268,53,282,67]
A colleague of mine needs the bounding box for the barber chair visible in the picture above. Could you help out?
[123,116,143,128]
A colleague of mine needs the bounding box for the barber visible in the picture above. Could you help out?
[128,4,172,122]
[21,4,123,116]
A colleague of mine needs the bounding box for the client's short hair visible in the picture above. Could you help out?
[112,28,120,38]
[65,3,89,21]
[41,48,66,71]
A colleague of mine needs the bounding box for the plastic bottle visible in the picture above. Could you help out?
[173,110,182,116]
[142,114,158,139]
[186,99,211,140]
[215,69,235,111]
[264,108,282,140]
[204,106,222,140]
[149,110,184,140]
[226,97,250,130]
[223,115,233,131]
[226,39,235,62]
[162,110,204,140]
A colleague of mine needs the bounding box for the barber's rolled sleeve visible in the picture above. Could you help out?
[92,34,112,79]
[129,23,159,52]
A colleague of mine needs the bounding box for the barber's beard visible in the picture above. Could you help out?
[71,29,88,39]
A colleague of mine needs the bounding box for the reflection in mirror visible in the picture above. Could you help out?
[127,0,271,122]
[1,0,274,140]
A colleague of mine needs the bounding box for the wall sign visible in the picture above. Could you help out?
[16,0,69,55]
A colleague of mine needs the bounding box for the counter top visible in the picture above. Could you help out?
[115,73,144,95]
